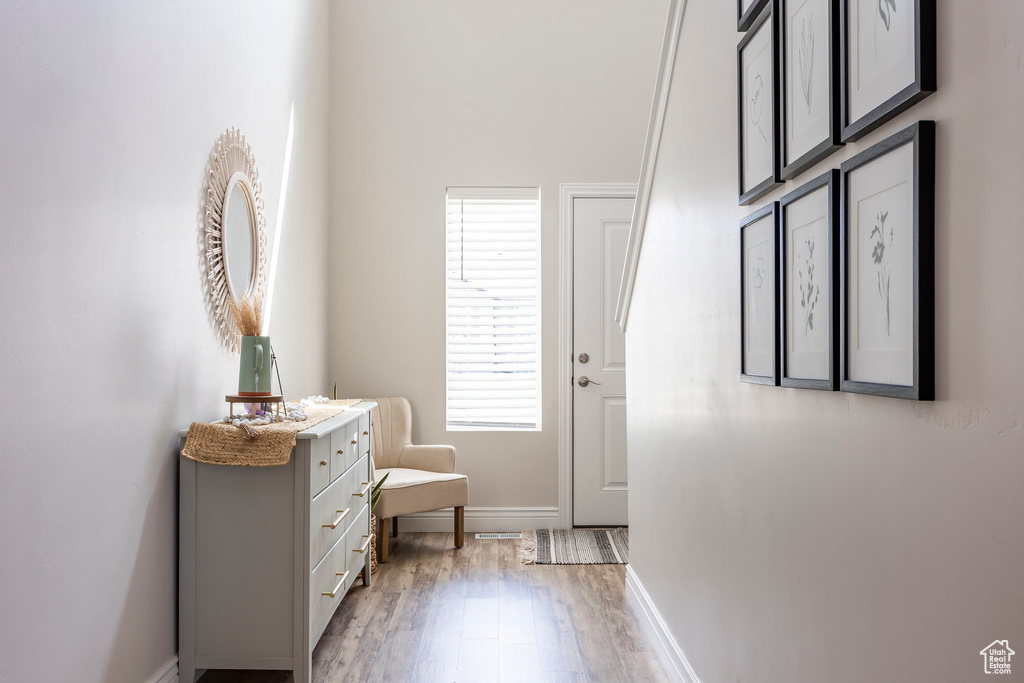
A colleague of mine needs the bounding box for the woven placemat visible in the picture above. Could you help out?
[181,399,362,467]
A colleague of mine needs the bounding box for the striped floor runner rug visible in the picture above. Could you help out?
[519,528,628,565]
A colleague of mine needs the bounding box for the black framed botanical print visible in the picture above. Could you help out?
[740,202,780,385]
[780,0,843,180]
[738,0,771,32]
[839,0,936,142]
[781,170,838,390]
[840,121,934,400]
[738,5,782,205]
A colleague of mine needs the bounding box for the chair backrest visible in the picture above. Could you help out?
[370,397,413,469]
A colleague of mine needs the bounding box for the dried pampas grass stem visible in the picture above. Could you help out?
[229,297,264,337]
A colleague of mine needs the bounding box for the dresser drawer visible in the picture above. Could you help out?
[311,453,370,565]
[358,412,370,457]
[330,420,360,482]
[345,420,360,471]
[310,534,351,641]
[345,504,371,576]
[309,435,332,496]
[347,453,371,510]
[310,475,353,567]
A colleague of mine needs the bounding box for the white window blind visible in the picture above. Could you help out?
[446,187,541,430]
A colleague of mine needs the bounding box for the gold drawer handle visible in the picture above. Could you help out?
[322,571,349,598]
[353,534,371,555]
[323,508,351,529]
[337,449,344,455]
[353,482,371,498]
[363,431,368,436]
[351,439,357,445]
[320,460,328,467]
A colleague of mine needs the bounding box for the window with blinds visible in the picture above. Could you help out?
[446,187,541,430]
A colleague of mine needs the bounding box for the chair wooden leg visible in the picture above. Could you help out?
[454,506,464,548]
[378,516,390,563]
[391,516,398,538]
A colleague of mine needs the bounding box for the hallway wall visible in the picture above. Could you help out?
[625,1,1024,681]
[0,2,329,680]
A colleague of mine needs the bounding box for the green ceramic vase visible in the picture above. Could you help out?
[238,335,272,396]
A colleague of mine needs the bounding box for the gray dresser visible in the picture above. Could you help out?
[178,401,376,683]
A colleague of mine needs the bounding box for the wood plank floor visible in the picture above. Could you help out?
[198,532,668,683]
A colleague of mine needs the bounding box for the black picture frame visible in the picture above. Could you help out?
[839,121,934,400]
[780,170,839,391]
[839,0,936,142]
[738,4,783,205]
[780,0,844,180]
[738,0,771,32]
[740,202,781,386]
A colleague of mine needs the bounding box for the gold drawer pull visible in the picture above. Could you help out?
[351,439,357,445]
[323,508,351,529]
[353,535,371,555]
[337,449,344,455]
[322,571,349,598]
[362,431,368,436]
[353,482,371,498]
[320,460,328,467]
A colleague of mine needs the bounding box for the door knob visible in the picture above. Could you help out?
[577,376,602,387]
[578,352,590,364]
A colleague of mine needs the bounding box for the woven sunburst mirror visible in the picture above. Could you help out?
[203,128,267,351]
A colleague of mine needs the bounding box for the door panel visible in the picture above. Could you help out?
[572,196,633,526]
[601,395,628,491]
[602,222,629,371]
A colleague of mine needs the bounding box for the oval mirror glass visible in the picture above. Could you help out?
[223,179,255,299]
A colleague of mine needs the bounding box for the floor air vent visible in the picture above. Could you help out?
[475,532,523,540]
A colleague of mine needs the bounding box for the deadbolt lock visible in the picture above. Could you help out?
[577,352,590,364]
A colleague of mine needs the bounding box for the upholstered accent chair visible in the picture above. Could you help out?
[371,397,468,562]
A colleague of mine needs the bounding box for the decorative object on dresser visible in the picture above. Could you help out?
[224,393,287,424]
[370,397,468,563]
[178,400,377,683]
[780,170,840,390]
[184,399,360,466]
[839,121,934,400]
[740,203,781,386]
[201,128,268,351]
[738,3,783,205]
[839,0,936,141]
[780,0,844,180]
[230,297,273,397]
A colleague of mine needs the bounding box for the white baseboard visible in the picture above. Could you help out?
[625,565,702,683]
[145,656,178,683]
[393,506,560,533]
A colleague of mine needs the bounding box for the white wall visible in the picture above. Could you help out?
[0,2,329,681]
[327,0,669,515]
[627,1,1024,681]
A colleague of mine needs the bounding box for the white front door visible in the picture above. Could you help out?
[572,196,633,527]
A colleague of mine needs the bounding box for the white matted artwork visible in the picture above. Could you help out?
[781,170,838,389]
[841,0,935,141]
[738,6,781,205]
[847,144,912,384]
[840,121,934,400]
[782,0,843,179]
[740,204,779,385]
